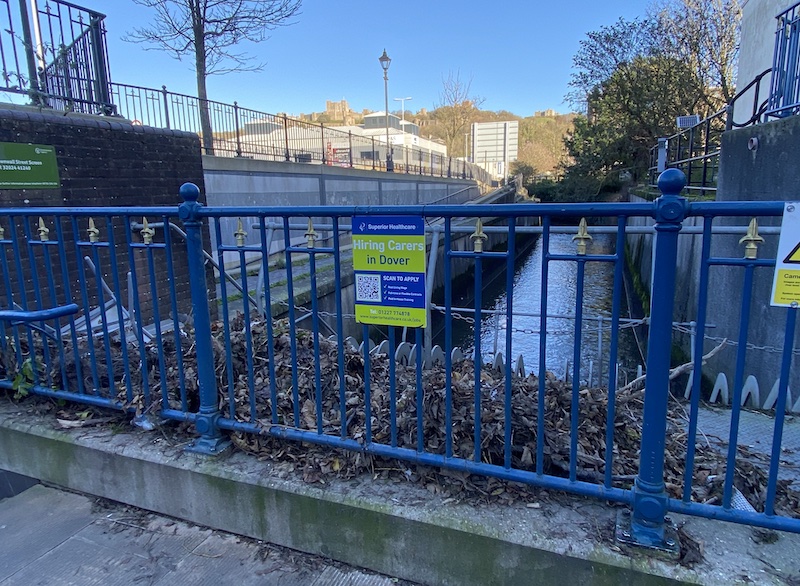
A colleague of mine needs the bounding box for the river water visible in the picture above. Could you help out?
[437,233,643,385]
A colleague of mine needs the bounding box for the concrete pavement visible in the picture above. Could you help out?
[0,484,408,586]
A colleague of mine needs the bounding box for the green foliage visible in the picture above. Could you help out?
[559,5,739,197]
[11,358,35,399]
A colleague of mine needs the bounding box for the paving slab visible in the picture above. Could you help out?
[0,485,94,582]
[2,400,800,584]
[0,485,407,586]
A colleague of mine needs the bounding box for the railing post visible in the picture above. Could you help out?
[178,182,230,455]
[88,13,113,114]
[234,101,242,157]
[161,86,171,129]
[18,0,43,106]
[348,131,353,168]
[657,138,667,174]
[321,122,326,165]
[371,137,376,170]
[283,115,290,161]
[618,168,686,554]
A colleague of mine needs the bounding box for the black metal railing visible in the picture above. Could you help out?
[109,82,493,185]
[647,68,773,197]
[0,0,112,114]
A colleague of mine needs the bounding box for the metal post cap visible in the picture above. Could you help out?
[180,182,201,202]
[656,168,686,196]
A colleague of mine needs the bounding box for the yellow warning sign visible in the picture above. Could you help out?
[771,203,800,307]
[784,242,800,264]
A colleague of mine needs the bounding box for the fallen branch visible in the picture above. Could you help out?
[618,338,728,397]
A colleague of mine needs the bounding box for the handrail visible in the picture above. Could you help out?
[0,303,79,323]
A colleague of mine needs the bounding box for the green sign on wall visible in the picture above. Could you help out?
[0,142,60,189]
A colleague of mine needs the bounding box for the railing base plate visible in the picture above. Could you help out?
[185,438,232,456]
[615,509,681,560]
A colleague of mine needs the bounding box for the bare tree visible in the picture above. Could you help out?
[433,71,484,156]
[126,0,301,153]
[652,0,741,111]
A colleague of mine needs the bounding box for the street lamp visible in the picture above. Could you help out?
[393,96,412,122]
[379,49,393,172]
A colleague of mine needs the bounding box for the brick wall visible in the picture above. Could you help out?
[0,107,214,328]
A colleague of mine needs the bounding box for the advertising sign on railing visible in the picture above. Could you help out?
[352,215,427,327]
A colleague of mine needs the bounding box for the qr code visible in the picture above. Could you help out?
[355,274,381,302]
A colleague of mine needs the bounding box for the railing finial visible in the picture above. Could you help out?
[739,218,765,259]
[470,219,487,253]
[87,218,100,243]
[37,217,49,241]
[573,218,592,255]
[234,218,247,247]
[305,218,318,249]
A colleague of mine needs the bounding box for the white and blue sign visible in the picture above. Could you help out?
[352,216,427,327]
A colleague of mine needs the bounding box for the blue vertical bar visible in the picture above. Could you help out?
[104,217,133,403]
[504,220,516,469]
[308,247,323,434]
[765,307,797,515]
[416,327,424,453]
[144,241,169,407]
[214,218,236,421]
[10,218,38,384]
[537,217,551,475]
[332,217,347,438]
[179,183,228,454]
[682,217,713,502]
[723,262,756,509]
[124,215,152,404]
[363,323,372,444]
[258,217,279,425]
[89,240,115,393]
[282,217,301,428]
[570,257,586,483]
[161,215,187,411]
[0,223,23,368]
[40,231,68,390]
[53,218,83,394]
[630,169,686,549]
[237,246,256,421]
[444,218,453,458]
[604,217,626,488]
[388,325,397,448]
[473,252,483,463]
[22,218,50,384]
[71,217,100,394]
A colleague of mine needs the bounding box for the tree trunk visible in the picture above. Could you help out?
[193,9,214,156]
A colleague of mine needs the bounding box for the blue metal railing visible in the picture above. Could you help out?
[1,170,798,547]
[767,1,800,119]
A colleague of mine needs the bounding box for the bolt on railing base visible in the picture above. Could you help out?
[615,510,681,559]
[185,437,232,456]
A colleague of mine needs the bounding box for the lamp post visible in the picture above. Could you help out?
[394,96,412,122]
[379,49,393,172]
[464,132,470,162]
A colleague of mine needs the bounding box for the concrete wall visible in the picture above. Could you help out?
[709,114,800,396]
[629,115,800,402]
[733,0,792,125]
[202,156,479,262]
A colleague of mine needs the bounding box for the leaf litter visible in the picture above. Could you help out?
[2,311,799,518]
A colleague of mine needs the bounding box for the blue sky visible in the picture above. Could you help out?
[102,1,648,118]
